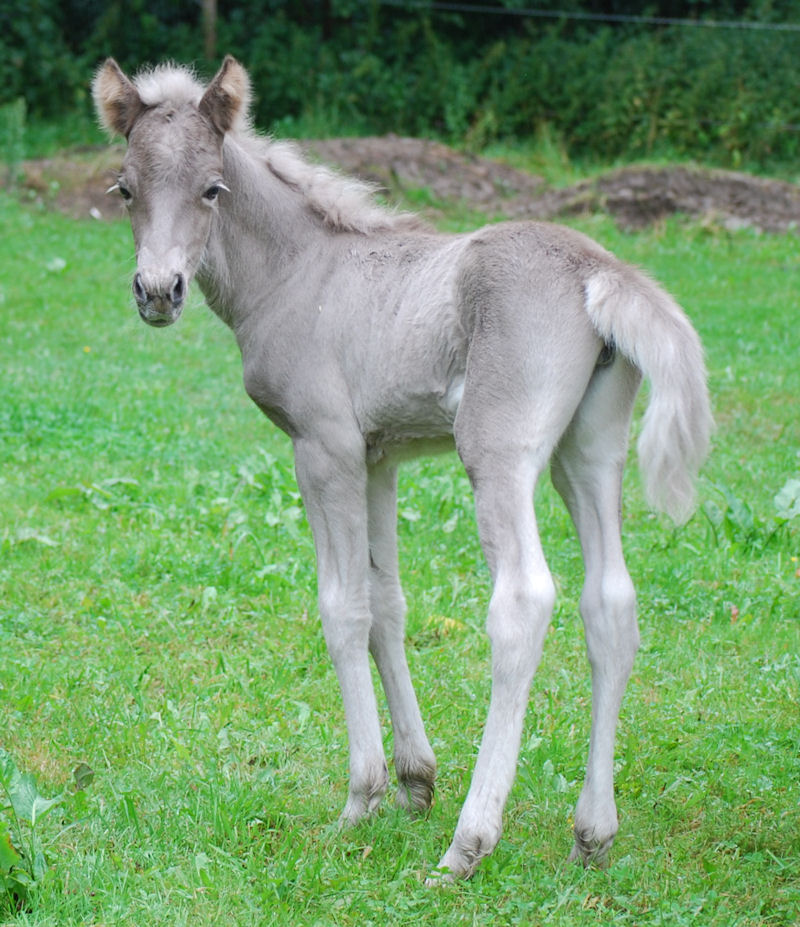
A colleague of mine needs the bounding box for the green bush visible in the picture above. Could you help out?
[0,1,83,118]
[3,1,800,167]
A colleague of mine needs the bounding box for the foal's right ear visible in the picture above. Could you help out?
[92,58,144,138]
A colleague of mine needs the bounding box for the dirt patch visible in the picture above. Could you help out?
[17,146,126,222]
[14,135,800,234]
[521,165,800,233]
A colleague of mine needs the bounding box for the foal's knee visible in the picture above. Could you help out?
[368,572,406,644]
[318,586,372,662]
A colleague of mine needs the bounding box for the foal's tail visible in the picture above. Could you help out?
[584,263,712,524]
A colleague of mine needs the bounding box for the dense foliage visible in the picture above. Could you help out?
[3,1,800,165]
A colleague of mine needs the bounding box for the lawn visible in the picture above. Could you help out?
[0,183,798,925]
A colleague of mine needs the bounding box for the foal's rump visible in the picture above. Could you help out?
[453,220,711,521]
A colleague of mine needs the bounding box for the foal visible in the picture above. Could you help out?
[93,56,712,880]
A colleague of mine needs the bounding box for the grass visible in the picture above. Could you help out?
[0,176,798,926]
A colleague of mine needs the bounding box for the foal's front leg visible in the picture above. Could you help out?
[293,434,388,823]
[367,462,436,813]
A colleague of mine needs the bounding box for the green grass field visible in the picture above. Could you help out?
[1,181,798,925]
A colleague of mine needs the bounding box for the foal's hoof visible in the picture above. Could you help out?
[425,852,470,885]
[425,856,472,885]
[424,867,457,887]
[396,782,433,816]
[427,827,495,883]
[395,775,435,816]
[568,832,615,869]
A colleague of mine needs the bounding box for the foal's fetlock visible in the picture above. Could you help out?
[395,755,436,815]
[339,763,389,826]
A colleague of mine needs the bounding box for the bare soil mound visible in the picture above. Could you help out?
[17,147,125,222]
[309,136,800,233]
[523,165,800,233]
[15,135,800,234]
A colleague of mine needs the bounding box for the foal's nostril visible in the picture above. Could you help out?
[170,273,186,307]
[132,270,185,313]
[132,272,147,306]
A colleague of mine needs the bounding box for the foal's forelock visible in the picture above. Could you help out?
[133,65,204,111]
[128,106,223,182]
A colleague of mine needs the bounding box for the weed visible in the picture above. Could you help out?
[0,750,93,911]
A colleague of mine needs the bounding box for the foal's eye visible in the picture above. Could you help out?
[203,182,229,203]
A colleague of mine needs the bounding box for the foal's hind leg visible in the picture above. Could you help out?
[432,295,600,880]
[551,358,642,866]
[367,462,436,813]
[433,440,556,880]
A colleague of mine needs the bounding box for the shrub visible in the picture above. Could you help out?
[4,1,800,167]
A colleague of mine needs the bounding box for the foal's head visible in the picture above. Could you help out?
[92,57,248,326]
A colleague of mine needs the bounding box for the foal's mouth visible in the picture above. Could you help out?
[138,303,183,327]
[142,314,178,327]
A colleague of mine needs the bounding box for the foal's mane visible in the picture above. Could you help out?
[133,63,424,235]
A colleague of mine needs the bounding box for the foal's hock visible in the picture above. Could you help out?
[93,55,712,880]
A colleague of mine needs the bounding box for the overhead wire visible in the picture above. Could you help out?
[377,0,800,32]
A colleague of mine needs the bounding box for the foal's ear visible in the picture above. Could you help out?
[92,58,144,138]
[199,55,251,135]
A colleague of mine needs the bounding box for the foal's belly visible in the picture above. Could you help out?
[363,373,464,465]
[367,434,457,466]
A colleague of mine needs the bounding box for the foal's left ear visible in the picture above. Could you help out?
[199,55,251,135]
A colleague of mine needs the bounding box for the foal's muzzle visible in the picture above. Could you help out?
[133,271,186,327]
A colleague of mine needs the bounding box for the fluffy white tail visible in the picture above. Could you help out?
[585,263,712,523]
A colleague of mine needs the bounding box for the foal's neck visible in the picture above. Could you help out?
[198,135,322,332]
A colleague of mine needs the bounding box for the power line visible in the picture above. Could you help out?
[377,0,800,32]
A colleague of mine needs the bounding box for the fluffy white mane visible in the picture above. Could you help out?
[260,139,425,234]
